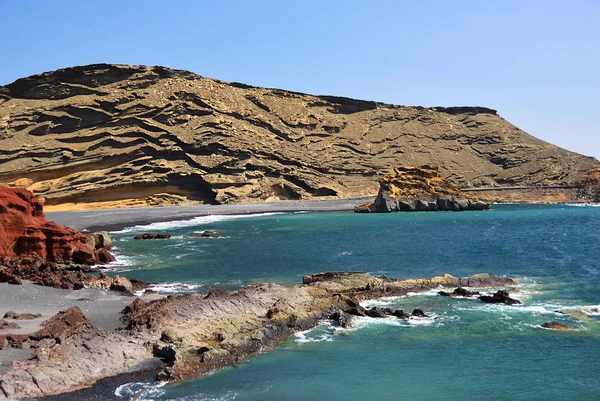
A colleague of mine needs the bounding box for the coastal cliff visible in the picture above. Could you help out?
[1,64,598,208]
[355,165,489,212]
[0,185,136,291]
[0,271,514,398]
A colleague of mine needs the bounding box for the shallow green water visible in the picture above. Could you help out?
[111,204,600,401]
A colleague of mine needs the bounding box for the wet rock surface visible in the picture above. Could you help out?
[438,287,480,297]
[133,233,172,240]
[478,290,521,305]
[540,321,577,331]
[0,271,515,399]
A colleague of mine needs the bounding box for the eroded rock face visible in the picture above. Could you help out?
[0,186,134,291]
[0,186,91,263]
[0,64,598,207]
[354,166,490,213]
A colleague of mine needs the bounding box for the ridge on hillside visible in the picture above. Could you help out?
[0,64,598,207]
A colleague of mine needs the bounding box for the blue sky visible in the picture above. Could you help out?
[2,0,598,159]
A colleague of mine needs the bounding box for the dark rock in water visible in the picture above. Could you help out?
[411,309,426,317]
[183,230,225,239]
[330,310,350,328]
[541,322,577,331]
[133,233,172,240]
[392,309,410,319]
[478,290,521,305]
[346,306,367,317]
[366,307,390,318]
[202,230,223,238]
[3,311,42,320]
[438,287,480,297]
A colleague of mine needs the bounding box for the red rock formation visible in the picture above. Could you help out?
[0,186,137,291]
[0,186,102,265]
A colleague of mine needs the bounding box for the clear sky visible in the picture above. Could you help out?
[1,0,598,159]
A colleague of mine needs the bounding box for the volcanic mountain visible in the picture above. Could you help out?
[0,64,598,207]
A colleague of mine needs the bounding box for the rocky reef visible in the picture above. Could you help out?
[0,271,514,398]
[0,64,598,208]
[355,165,489,212]
[0,185,137,291]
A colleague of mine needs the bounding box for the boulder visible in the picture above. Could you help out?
[411,309,426,317]
[133,233,172,240]
[109,275,133,292]
[3,312,42,320]
[541,322,577,331]
[95,248,116,264]
[478,290,521,305]
[0,319,20,330]
[438,287,480,297]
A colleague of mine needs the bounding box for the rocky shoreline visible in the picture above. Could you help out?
[0,271,516,399]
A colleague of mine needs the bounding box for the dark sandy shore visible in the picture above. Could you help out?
[46,196,374,232]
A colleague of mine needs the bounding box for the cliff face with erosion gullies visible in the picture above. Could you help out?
[355,165,489,212]
[0,63,599,207]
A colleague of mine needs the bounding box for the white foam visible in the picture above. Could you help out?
[115,381,166,399]
[112,212,283,234]
[337,314,441,332]
[563,203,600,207]
[360,296,405,308]
[134,282,207,296]
[407,287,444,297]
[294,321,335,344]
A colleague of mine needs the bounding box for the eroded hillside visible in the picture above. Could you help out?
[0,64,597,206]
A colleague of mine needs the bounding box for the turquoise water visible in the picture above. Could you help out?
[111,204,600,401]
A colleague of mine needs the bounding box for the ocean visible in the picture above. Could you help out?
[109,204,600,401]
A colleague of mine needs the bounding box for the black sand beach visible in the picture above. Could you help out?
[46,197,374,232]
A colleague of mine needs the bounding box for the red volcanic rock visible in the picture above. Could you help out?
[0,186,96,264]
[95,248,116,264]
[0,186,139,292]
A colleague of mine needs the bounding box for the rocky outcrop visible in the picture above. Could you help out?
[0,271,514,398]
[123,272,513,383]
[133,233,172,240]
[355,165,490,212]
[541,321,577,331]
[0,186,136,291]
[438,287,480,297]
[0,307,152,398]
[0,186,113,265]
[478,290,521,305]
[0,64,598,208]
